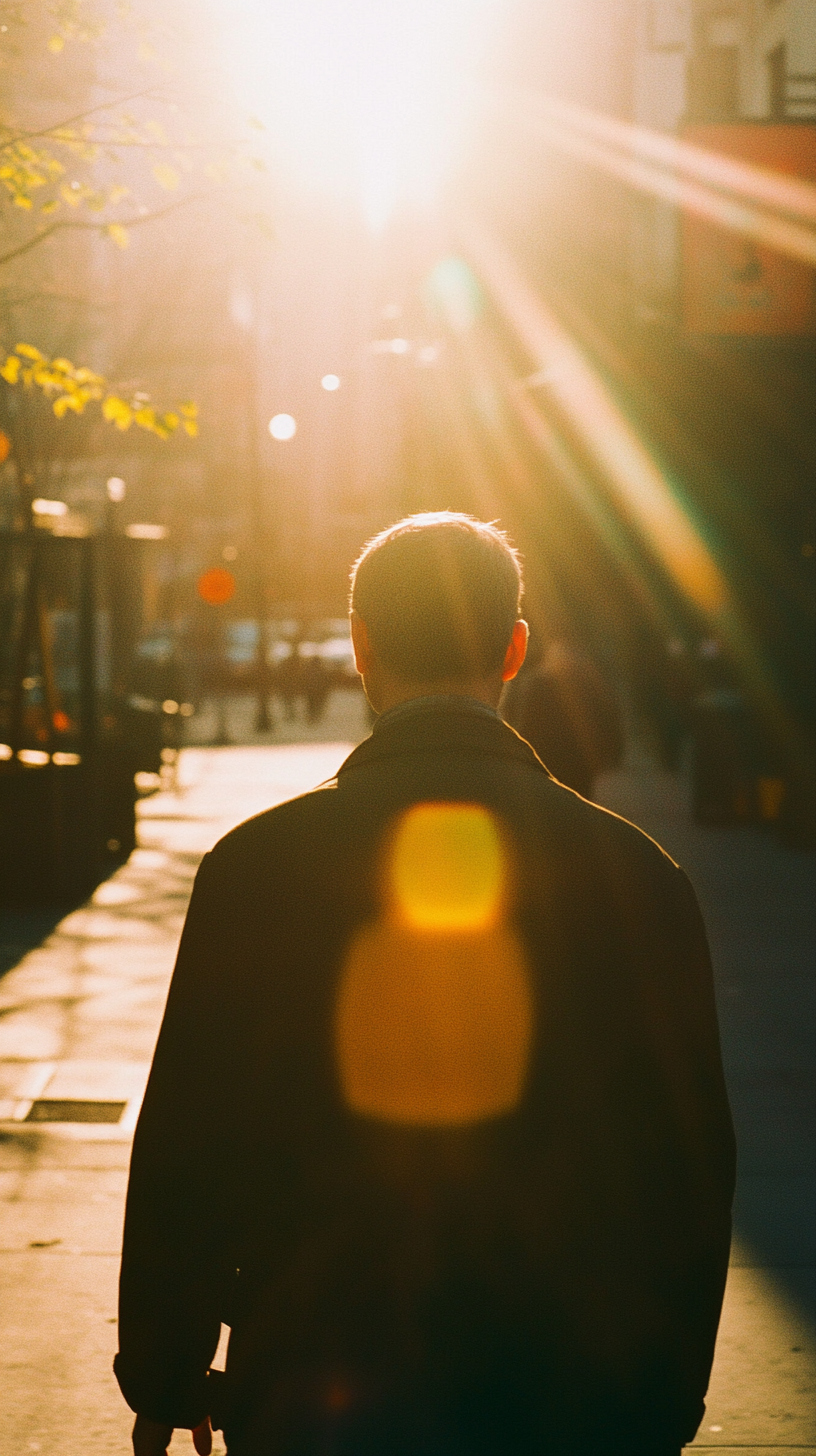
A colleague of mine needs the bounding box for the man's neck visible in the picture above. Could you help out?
[369,679,503,716]
[375,692,500,728]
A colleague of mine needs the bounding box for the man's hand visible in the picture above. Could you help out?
[132,1414,212,1455]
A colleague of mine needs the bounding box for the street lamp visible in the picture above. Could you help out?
[248,410,296,734]
[269,412,297,441]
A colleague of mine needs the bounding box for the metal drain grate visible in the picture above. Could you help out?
[25,1099,127,1124]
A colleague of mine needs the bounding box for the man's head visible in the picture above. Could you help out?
[349,511,528,713]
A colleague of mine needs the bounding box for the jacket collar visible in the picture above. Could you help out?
[375,693,500,732]
[338,695,550,777]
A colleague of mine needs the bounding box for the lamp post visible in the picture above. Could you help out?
[254,412,297,732]
[247,363,273,734]
[230,257,279,735]
[104,477,131,708]
[248,411,296,733]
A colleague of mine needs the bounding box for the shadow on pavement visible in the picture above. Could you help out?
[595,760,816,1332]
[0,906,84,984]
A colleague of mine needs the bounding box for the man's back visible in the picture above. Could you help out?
[117,698,734,1455]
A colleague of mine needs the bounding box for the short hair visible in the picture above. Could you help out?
[350,512,523,682]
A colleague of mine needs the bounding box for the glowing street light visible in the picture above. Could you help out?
[368,337,411,356]
[106,476,126,502]
[269,412,297,440]
[321,374,341,391]
[32,498,67,517]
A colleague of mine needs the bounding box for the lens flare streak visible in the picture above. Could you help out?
[461,220,727,616]
[496,91,816,267]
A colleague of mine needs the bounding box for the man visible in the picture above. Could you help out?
[116,513,735,1456]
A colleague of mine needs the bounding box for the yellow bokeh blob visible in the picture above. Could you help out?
[334,803,533,1126]
[391,802,505,931]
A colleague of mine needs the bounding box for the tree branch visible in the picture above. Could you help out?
[0,191,207,268]
[0,288,114,309]
[0,86,169,151]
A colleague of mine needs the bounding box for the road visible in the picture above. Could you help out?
[0,730,813,1454]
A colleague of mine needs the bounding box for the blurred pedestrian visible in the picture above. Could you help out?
[505,637,623,799]
[116,513,734,1456]
[303,653,331,724]
[275,645,301,721]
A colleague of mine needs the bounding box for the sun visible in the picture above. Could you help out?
[213,0,502,229]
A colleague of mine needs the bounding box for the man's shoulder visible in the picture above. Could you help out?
[203,740,684,900]
[209,777,342,862]
[579,795,683,875]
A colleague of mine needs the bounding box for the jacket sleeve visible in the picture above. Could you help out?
[114,850,229,1428]
[659,864,737,1440]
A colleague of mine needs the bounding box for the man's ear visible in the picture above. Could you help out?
[350,611,374,676]
[501,619,529,682]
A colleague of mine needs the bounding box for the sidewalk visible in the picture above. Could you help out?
[0,742,813,1454]
[0,744,356,1456]
[595,754,816,1453]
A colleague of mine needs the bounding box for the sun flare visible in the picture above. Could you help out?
[214,0,500,229]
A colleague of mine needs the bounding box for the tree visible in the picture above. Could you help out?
[0,0,266,466]
[0,0,261,267]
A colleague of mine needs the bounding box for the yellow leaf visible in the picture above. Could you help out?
[152,164,179,191]
[41,199,59,214]
[48,34,65,52]
[1,356,21,384]
[53,394,84,417]
[15,344,43,361]
[107,185,130,205]
[162,412,179,431]
[106,223,129,249]
[179,401,198,418]
[102,395,132,430]
[133,405,156,429]
[33,366,60,389]
[182,418,198,438]
[13,195,33,209]
[51,358,75,373]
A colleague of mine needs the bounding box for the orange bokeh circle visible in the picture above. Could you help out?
[197,567,236,606]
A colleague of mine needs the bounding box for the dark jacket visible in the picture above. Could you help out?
[115,699,735,1454]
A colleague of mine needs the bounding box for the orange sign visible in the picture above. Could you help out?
[197,567,235,606]
[682,124,816,336]
[0,430,10,464]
